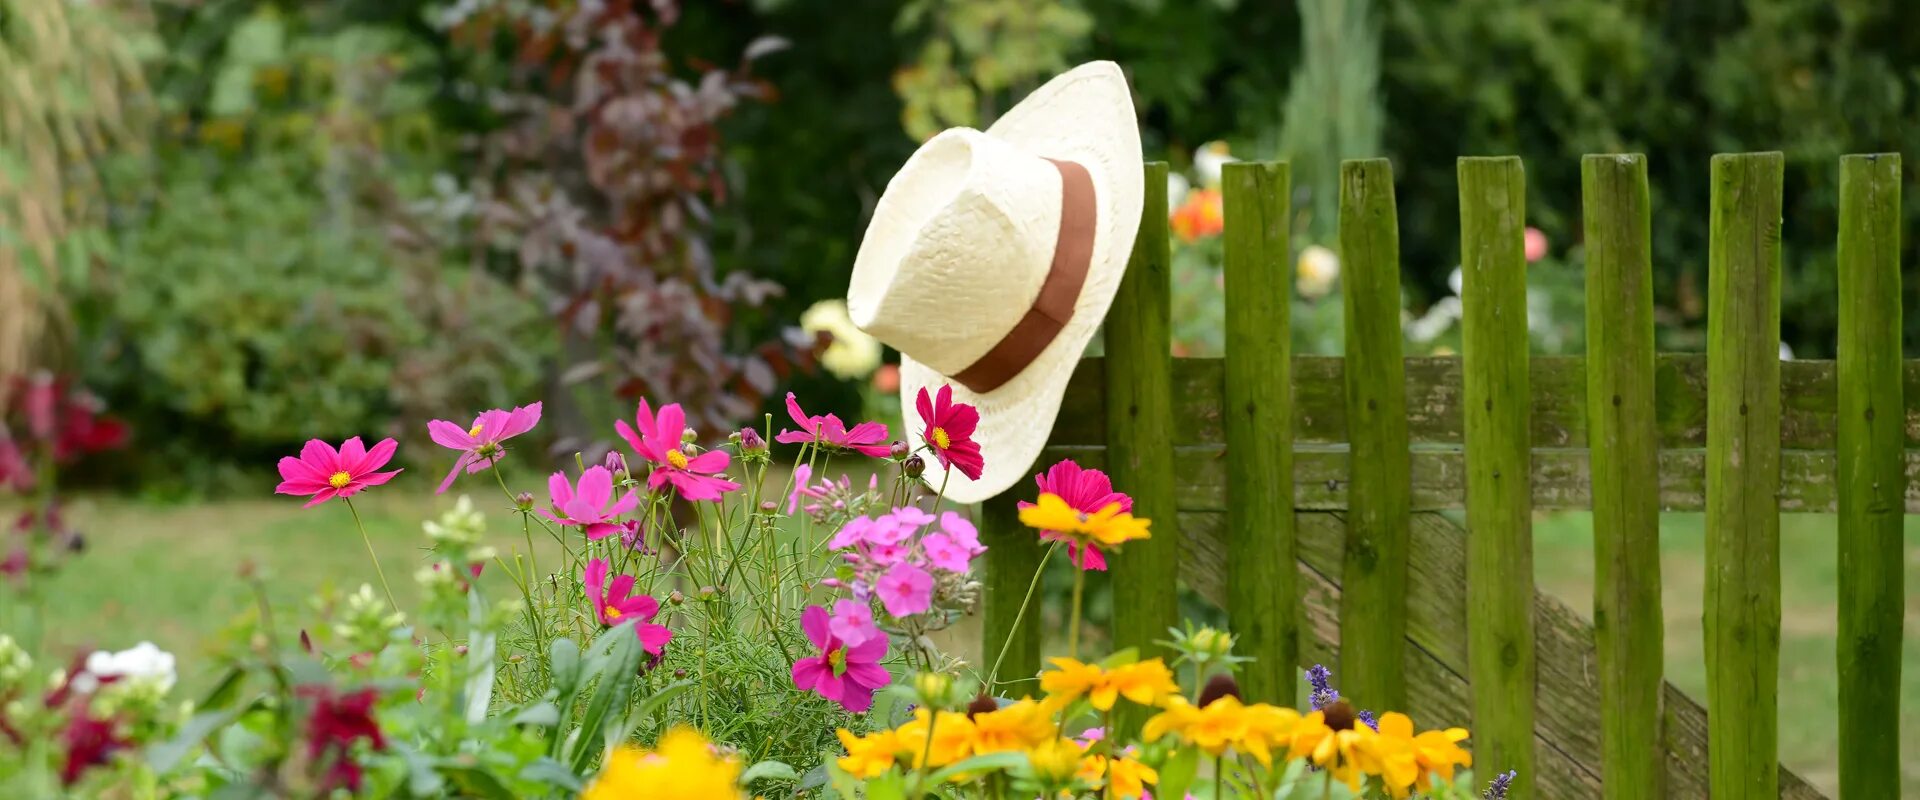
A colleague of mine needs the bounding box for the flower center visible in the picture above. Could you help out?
[665,449,689,470]
[930,426,951,450]
[604,605,623,621]
[468,421,485,438]
[827,646,847,676]
[328,471,352,489]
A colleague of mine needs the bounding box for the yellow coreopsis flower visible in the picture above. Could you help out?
[1141,695,1250,756]
[969,698,1056,753]
[1288,704,1376,792]
[1235,702,1306,766]
[1098,660,1180,710]
[1368,712,1472,796]
[1025,737,1086,786]
[835,728,903,779]
[1018,493,1151,550]
[893,709,976,769]
[581,727,742,800]
[1078,753,1160,799]
[1039,657,1104,708]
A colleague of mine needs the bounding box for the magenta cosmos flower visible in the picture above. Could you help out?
[539,466,637,540]
[275,438,402,508]
[426,402,542,494]
[775,393,891,457]
[916,385,984,480]
[792,604,890,712]
[614,399,739,502]
[584,558,671,654]
[1017,459,1132,571]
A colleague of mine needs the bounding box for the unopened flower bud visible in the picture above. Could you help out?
[674,669,688,679]
[913,672,954,708]
[760,501,777,513]
[681,427,698,445]
[1190,626,1233,659]
[454,645,468,656]
[889,440,909,459]
[514,492,535,511]
[903,455,925,478]
[603,451,626,473]
[739,427,767,453]
[669,591,685,605]
[699,585,718,599]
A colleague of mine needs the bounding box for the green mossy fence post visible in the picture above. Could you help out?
[1106,162,1178,667]
[1581,154,1664,799]
[1835,152,1903,798]
[981,492,1043,691]
[1222,160,1297,704]
[1704,151,1783,800]
[1457,156,1535,800]
[1335,158,1410,712]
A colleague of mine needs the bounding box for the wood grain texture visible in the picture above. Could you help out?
[1580,154,1664,799]
[1103,162,1180,666]
[1703,152,1784,800]
[1458,156,1536,799]
[1835,153,1903,798]
[1221,160,1297,704]
[1336,158,1411,712]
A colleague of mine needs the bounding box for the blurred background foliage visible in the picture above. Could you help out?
[1,0,1917,491]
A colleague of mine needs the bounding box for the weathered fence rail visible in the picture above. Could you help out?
[978,152,1908,799]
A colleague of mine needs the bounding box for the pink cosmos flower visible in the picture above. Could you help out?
[791,604,889,713]
[539,466,638,540]
[426,402,542,494]
[786,463,813,514]
[775,393,891,457]
[916,385,984,480]
[921,511,985,572]
[1018,459,1132,571]
[0,434,30,492]
[615,399,739,501]
[827,598,881,647]
[876,561,934,617]
[275,438,402,508]
[583,558,672,654]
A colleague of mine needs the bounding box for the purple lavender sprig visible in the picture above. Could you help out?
[1483,769,1517,800]
[1305,664,1339,710]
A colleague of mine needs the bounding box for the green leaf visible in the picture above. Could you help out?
[862,770,908,800]
[741,759,800,785]
[1155,746,1201,800]
[1098,647,1141,668]
[511,701,560,727]
[439,764,516,800]
[464,588,498,724]
[518,757,584,792]
[566,622,645,774]
[606,679,697,748]
[196,667,247,710]
[549,637,583,701]
[924,751,1028,783]
[146,704,247,772]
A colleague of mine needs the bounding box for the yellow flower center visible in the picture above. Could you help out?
[666,449,689,470]
[930,427,951,450]
[468,421,485,438]
[605,605,623,621]
[328,471,352,489]
[827,647,847,675]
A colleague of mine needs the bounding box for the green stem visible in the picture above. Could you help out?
[343,498,399,611]
[985,541,1059,691]
[1068,561,1086,659]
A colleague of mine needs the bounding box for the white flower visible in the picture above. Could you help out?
[801,299,882,380]
[1405,296,1463,343]
[83,642,176,693]
[1194,141,1236,187]
[1295,245,1341,299]
[1447,266,1464,296]
[1166,172,1191,212]
[1780,342,1794,360]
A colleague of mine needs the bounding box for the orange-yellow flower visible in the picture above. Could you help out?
[969,698,1055,753]
[1039,657,1105,708]
[892,709,976,769]
[1018,493,1151,552]
[1288,704,1376,791]
[582,727,742,800]
[835,728,903,779]
[1141,695,1249,756]
[1079,753,1159,799]
[1170,188,1224,242]
[1369,712,1472,796]
[1024,736,1086,786]
[1039,658,1178,712]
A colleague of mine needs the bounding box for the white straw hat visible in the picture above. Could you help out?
[846,61,1143,503]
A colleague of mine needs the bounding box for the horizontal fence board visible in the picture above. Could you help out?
[1174,510,1823,800]
[1041,443,1920,513]
[1048,355,1920,451]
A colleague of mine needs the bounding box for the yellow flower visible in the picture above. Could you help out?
[892,709,976,769]
[1099,660,1180,710]
[1039,657,1104,708]
[1077,753,1159,799]
[1025,737,1085,786]
[1288,705,1375,791]
[1141,696,1248,756]
[801,299,882,379]
[582,727,742,800]
[1369,712,1472,796]
[1235,702,1305,766]
[969,698,1055,753]
[835,728,902,779]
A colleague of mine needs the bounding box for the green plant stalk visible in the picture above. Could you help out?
[985,541,1059,691]
[1067,561,1086,659]
[342,497,399,611]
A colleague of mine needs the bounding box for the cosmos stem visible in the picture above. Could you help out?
[343,497,400,612]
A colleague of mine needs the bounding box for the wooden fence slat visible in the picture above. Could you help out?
[1581,154,1664,799]
[1704,151,1784,800]
[1835,152,1903,798]
[1222,160,1297,704]
[1336,158,1411,712]
[980,493,1043,690]
[1458,155,1537,799]
[1105,162,1179,666]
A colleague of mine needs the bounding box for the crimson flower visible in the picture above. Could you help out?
[275,438,402,508]
[615,399,739,501]
[297,685,385,793]
[775,393,890,457]
[1017,459,1133,571]
[915,385,983,480]
[426,402,542,493]
[584,558,672,654]
[59,711,129,786]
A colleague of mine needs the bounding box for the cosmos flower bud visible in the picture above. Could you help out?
[669,591,685,605]
[739,427,767,453]
[903,455,925,478]
[913,672,955,709]
[514,492,535,511]
[681,427,698,445]
[889,440,909,459]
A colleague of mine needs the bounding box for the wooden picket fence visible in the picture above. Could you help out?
[976,153,1908,799]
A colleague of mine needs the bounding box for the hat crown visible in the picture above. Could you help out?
[848,128,1068,376]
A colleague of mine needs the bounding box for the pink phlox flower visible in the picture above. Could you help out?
[827,598,882,647]
[791,604,890,713]
[1018,459,1133,571]
[921,512,985,573]
[614,399,739,501]
[786,463,814,514]
[875,561,933,617]
[275,438,402,508]
[540,466,639,540]
[827,516,876,550]
[427,402,542,494]
[0,434,30,492]
[916,385,984,480]
[774,393,891,457]
[583,558,671,654]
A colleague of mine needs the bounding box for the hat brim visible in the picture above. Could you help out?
[897,61,1143,504]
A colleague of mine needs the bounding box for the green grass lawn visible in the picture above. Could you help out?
[7,492,1915,796]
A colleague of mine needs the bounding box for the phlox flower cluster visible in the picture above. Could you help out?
[826,507,984,618]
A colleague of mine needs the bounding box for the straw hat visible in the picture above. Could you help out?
[847,61,1143,503]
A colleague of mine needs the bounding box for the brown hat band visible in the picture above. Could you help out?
[950,158,1098,394]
